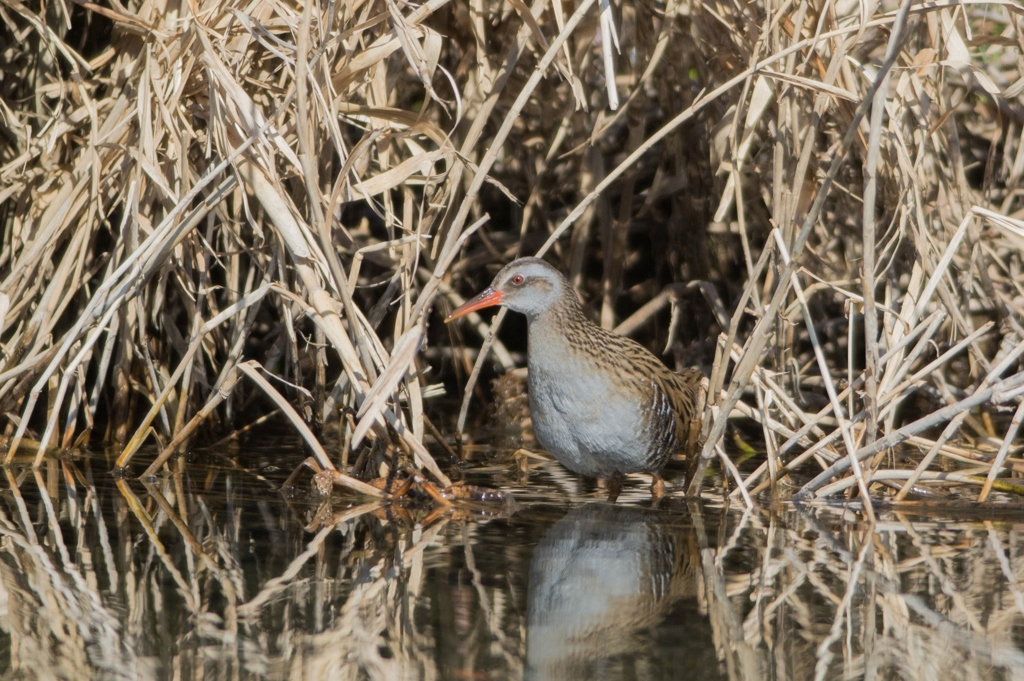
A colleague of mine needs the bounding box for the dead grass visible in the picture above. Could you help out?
[1,0,1023,503]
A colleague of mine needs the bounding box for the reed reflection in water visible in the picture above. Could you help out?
[2,453,1024,679]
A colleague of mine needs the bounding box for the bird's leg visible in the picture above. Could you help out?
[650,474,667,501]
[607,474,624,503]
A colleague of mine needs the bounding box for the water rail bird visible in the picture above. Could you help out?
[445,258,706,500]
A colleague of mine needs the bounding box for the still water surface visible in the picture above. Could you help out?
[2,440,1024,680]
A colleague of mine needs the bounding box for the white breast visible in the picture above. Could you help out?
[527,333,651,477]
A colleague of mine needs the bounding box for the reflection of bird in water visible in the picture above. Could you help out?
[526,504,712,681]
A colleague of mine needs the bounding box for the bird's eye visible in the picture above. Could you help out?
[511,274,524,285]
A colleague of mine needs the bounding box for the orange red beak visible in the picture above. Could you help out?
[444,287,503,323]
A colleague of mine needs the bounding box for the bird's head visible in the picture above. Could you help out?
[445,257,571,322]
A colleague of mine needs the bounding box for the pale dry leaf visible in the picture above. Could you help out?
[354,149,446,196]
[352,324,424,446]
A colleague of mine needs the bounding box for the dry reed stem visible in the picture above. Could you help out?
[0,0,1023,502]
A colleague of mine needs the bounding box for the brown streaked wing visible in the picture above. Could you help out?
[574,322,706,448]
[657,367,706,453]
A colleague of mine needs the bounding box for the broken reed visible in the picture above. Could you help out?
[0,0,1023,504]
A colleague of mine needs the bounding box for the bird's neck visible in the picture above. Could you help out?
[526,296,597,367]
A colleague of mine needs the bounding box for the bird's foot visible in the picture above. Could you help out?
[606,474,624,503]
[651,474,667,502]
